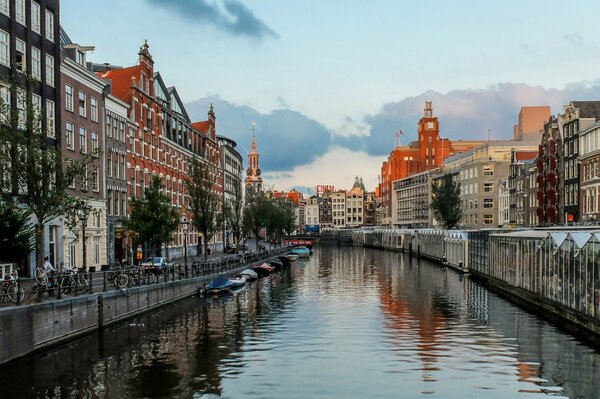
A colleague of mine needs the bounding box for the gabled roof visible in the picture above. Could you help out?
[514,151,538,162]
[97,64,143,102]
[570,101,600,119]
[167,86,190,121]
[193,121,210,133]
[153,72,169,103]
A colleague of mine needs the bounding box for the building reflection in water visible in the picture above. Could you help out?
[0,247,599,398]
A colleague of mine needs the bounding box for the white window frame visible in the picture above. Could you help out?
[92,166,99,192]
[91,131,98,153]
[0,84,9,123]
[0,0,9,17]
[46,99,55,138]
[79,127,87,153]
[90,97,98,122]
[45,54,55,87]
[31,2,41,33]
[65,122,74,150]
[15,0,25,26]
[45,10,54,41]
[78,91,86,117]
[65,84,73,111]
[15,39,26,73]
[0,29,8,66]
[31,93,42,130]
[31,47,41,81]
[16,88,26,130]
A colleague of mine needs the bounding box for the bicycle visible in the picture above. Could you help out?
[0,269,25,304]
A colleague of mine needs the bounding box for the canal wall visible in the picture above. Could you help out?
[351,227,600,347]
[0,252,285,365]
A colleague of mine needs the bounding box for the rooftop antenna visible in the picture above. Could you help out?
[488,128,491,142]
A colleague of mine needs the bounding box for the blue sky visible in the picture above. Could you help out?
[61,0,600,191]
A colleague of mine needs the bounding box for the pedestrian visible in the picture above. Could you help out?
[43,256,55,295]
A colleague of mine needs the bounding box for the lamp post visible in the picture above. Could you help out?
[78,203,92,271]
[181,216,189,271]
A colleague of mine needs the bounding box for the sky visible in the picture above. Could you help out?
[61,0,600,192]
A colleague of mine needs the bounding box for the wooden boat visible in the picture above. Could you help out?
[284,254,299,262]
[269,259,284,270]
[290,246,311,258]
[240,269,258,281]
[253,262,275,277]
[278,255,292,266]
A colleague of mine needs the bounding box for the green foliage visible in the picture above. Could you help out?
[125,175,179,257]
[0,76,94,267]
[0,202,35,262]
[225,181,244,253]
[431,173,463,229]
[243,195,297,249]
[186,157,224,260]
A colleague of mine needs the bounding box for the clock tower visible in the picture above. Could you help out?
[245,122,263,198]
[417,101,444,169]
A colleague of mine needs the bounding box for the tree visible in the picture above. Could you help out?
[267,199,297,246]
[125,175,179,259]
[431,173,463,229]
[186,157,224,261]
[243,195,271,251]
[0,76,91,270]
[0,201,35,262]
[225,181,244,254]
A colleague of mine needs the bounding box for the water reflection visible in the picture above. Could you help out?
[0,247,598,399]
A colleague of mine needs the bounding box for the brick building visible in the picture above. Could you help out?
[60,34,108,270]
[378,101,484,225]
[97,41,220,258]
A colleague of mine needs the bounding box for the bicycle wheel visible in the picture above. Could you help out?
[114,274,130,296]
[34,268,48,285]
[76,277,90,294]
[31,283,45,301]
[7,284,25,303]
[60,276,73,294]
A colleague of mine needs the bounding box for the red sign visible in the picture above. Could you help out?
[316,185,335,194]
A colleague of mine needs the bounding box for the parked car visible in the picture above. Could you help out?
[225,242,249,254]
[141,257,173,272]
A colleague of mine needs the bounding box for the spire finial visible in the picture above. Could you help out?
[250,121,257,151]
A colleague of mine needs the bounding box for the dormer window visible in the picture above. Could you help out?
[76,50,84,66]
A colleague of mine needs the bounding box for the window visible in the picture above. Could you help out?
[32,94,42,129]
[31,47,41,80]
[15,39,26,72]
[76,50,84,66]
[45,10,54,41]
[46,54,54,87]
[65,85,73,111]
[484,214,494,225]
[81,165,88,191]
[484,182,494,192]
[93,237,100,265]
[78,91,86,117]
[46,100,55,137]
[65,122,74,149]
[91,131,98,153]
[0,0,8,17]
[15,0,25,25]
[0,30,8,67]
[16,88,26,129]
[79,127,86,153]
[90,97,98,122]
[31,2,41,33]
[484,198,494,208]
[483,166,494,176]
[92,166,99,191]
[0,84,9,122]
[66,159,75,188]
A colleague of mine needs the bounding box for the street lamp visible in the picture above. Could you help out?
[181,216,189,270]
[78,203,92,271]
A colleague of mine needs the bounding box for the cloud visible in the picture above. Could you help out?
[351,81,600,156]
[144,0,278,40]
[186,97,333,172]
[563,33,584,45]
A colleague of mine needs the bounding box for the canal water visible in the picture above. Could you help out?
[1,246,599,399]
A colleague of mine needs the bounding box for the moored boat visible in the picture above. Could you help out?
[240,269,258,281]
[206,276,234,295]
[228,276,246,289]
[253,262,275,277]
[284,254,299,262]
[290,246,311,258]
[270,259,284,270]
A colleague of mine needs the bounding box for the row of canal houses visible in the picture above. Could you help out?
[0,1,243,275]
[389,102,600,230]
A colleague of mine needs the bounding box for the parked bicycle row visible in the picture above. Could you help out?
[0,248,290,305]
